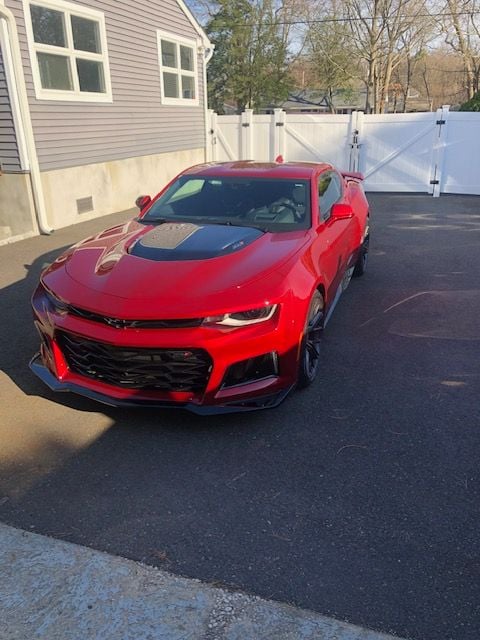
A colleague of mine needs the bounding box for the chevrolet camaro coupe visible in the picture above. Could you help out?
[31,161,370,414]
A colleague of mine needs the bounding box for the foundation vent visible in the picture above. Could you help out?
[77,196,94,215]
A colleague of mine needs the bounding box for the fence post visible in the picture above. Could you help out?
[240,109,254,160]
[429,105,450,197]
[207,110,217,161]
[348,111,357,171]
[349,111,364,173]
[273,108,286,161]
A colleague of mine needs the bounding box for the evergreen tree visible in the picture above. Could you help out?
[206,0,292,113]
[459,91,480,111]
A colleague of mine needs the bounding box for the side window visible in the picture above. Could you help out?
[318,171,342,221]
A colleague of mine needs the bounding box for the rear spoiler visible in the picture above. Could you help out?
[341,171,364,182]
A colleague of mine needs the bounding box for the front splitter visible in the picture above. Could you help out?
[30,354,293,415]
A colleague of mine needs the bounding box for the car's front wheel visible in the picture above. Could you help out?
[298,290,324,388]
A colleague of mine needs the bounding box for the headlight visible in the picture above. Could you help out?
[41,284,69,314]
[204,304,277,327]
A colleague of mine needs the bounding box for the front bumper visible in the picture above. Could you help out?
[30,353,292,414]
[31,288,303,414]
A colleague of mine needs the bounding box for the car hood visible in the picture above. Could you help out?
[42,220,309,317]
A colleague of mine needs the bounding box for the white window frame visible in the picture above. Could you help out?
[23,0,112,102]
[157,29,199,107]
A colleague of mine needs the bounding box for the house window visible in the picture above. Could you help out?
[25,0,112,101]
[157,30,198,106]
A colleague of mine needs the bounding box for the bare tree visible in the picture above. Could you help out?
[341,0,435,112]
[441,0,480,99]
[415,48,469,107]
[390,15,436,111]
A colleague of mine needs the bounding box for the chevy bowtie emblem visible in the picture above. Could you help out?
[105,317,129,329]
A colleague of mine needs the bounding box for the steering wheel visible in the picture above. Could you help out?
[268,198,300,220]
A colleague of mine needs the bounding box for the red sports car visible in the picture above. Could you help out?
[31,161,369,414]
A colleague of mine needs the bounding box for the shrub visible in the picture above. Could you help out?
[459,92,480,111]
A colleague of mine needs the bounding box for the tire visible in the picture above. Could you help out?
[353,220,370,278]
[297,290,324,388]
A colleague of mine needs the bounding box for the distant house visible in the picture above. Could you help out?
[0,0,212,244]
[263,87,431,115]
[262,89,365,115]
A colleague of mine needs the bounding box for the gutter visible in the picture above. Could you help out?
[201,43,214,162]
[0,3,52,234]
[177,0,214,163]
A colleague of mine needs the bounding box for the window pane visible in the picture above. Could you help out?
[37,52,72,90]
[318,173,332,197]
[319,173,341,219]
[76,58,105,92]
[181,75,195,99]
[31,5,66,47]
[71,15,101,53]
[180,45,193,71]
[161,40,177,68]
[163,72,178,98]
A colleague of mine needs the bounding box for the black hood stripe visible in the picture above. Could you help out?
[129,222,263,262]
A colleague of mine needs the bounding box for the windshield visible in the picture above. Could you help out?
[142,176,311,232]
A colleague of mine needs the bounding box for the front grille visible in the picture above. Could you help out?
[67,305,203,329]
[57,332,212,392]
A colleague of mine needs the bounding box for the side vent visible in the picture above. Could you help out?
[76,196,94,215]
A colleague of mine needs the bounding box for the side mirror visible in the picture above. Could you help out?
[331,203,354,220]
[135,195,151,211]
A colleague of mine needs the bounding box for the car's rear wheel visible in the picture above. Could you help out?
[298,290,324,388]
[353,219,369,277]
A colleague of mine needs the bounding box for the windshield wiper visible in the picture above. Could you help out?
[137,217,168,225]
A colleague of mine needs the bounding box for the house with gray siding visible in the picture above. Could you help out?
[0,0,212,244]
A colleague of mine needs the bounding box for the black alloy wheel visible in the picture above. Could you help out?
[298,290,324,388]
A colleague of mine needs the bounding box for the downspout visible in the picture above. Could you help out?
[0,3,52,234]
[201,43,214,162]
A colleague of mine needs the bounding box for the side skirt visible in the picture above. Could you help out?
[324,265,354,327]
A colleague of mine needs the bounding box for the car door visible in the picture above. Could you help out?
[311,170,351,305]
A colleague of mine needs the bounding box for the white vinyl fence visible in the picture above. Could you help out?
[207,106,480,196]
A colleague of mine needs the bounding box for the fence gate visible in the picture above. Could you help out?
[357,107,449,195]
[208,109,352,169]
[209,106,458,197]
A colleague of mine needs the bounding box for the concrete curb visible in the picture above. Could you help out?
[0,523,408,640]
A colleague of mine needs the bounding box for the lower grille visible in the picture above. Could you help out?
[57,332,212,392]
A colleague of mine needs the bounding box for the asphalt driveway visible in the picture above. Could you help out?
[0,194,479,640]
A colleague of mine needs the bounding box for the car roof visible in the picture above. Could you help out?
[183,161,333,180]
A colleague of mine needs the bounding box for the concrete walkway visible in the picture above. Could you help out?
[0,523,406,640]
